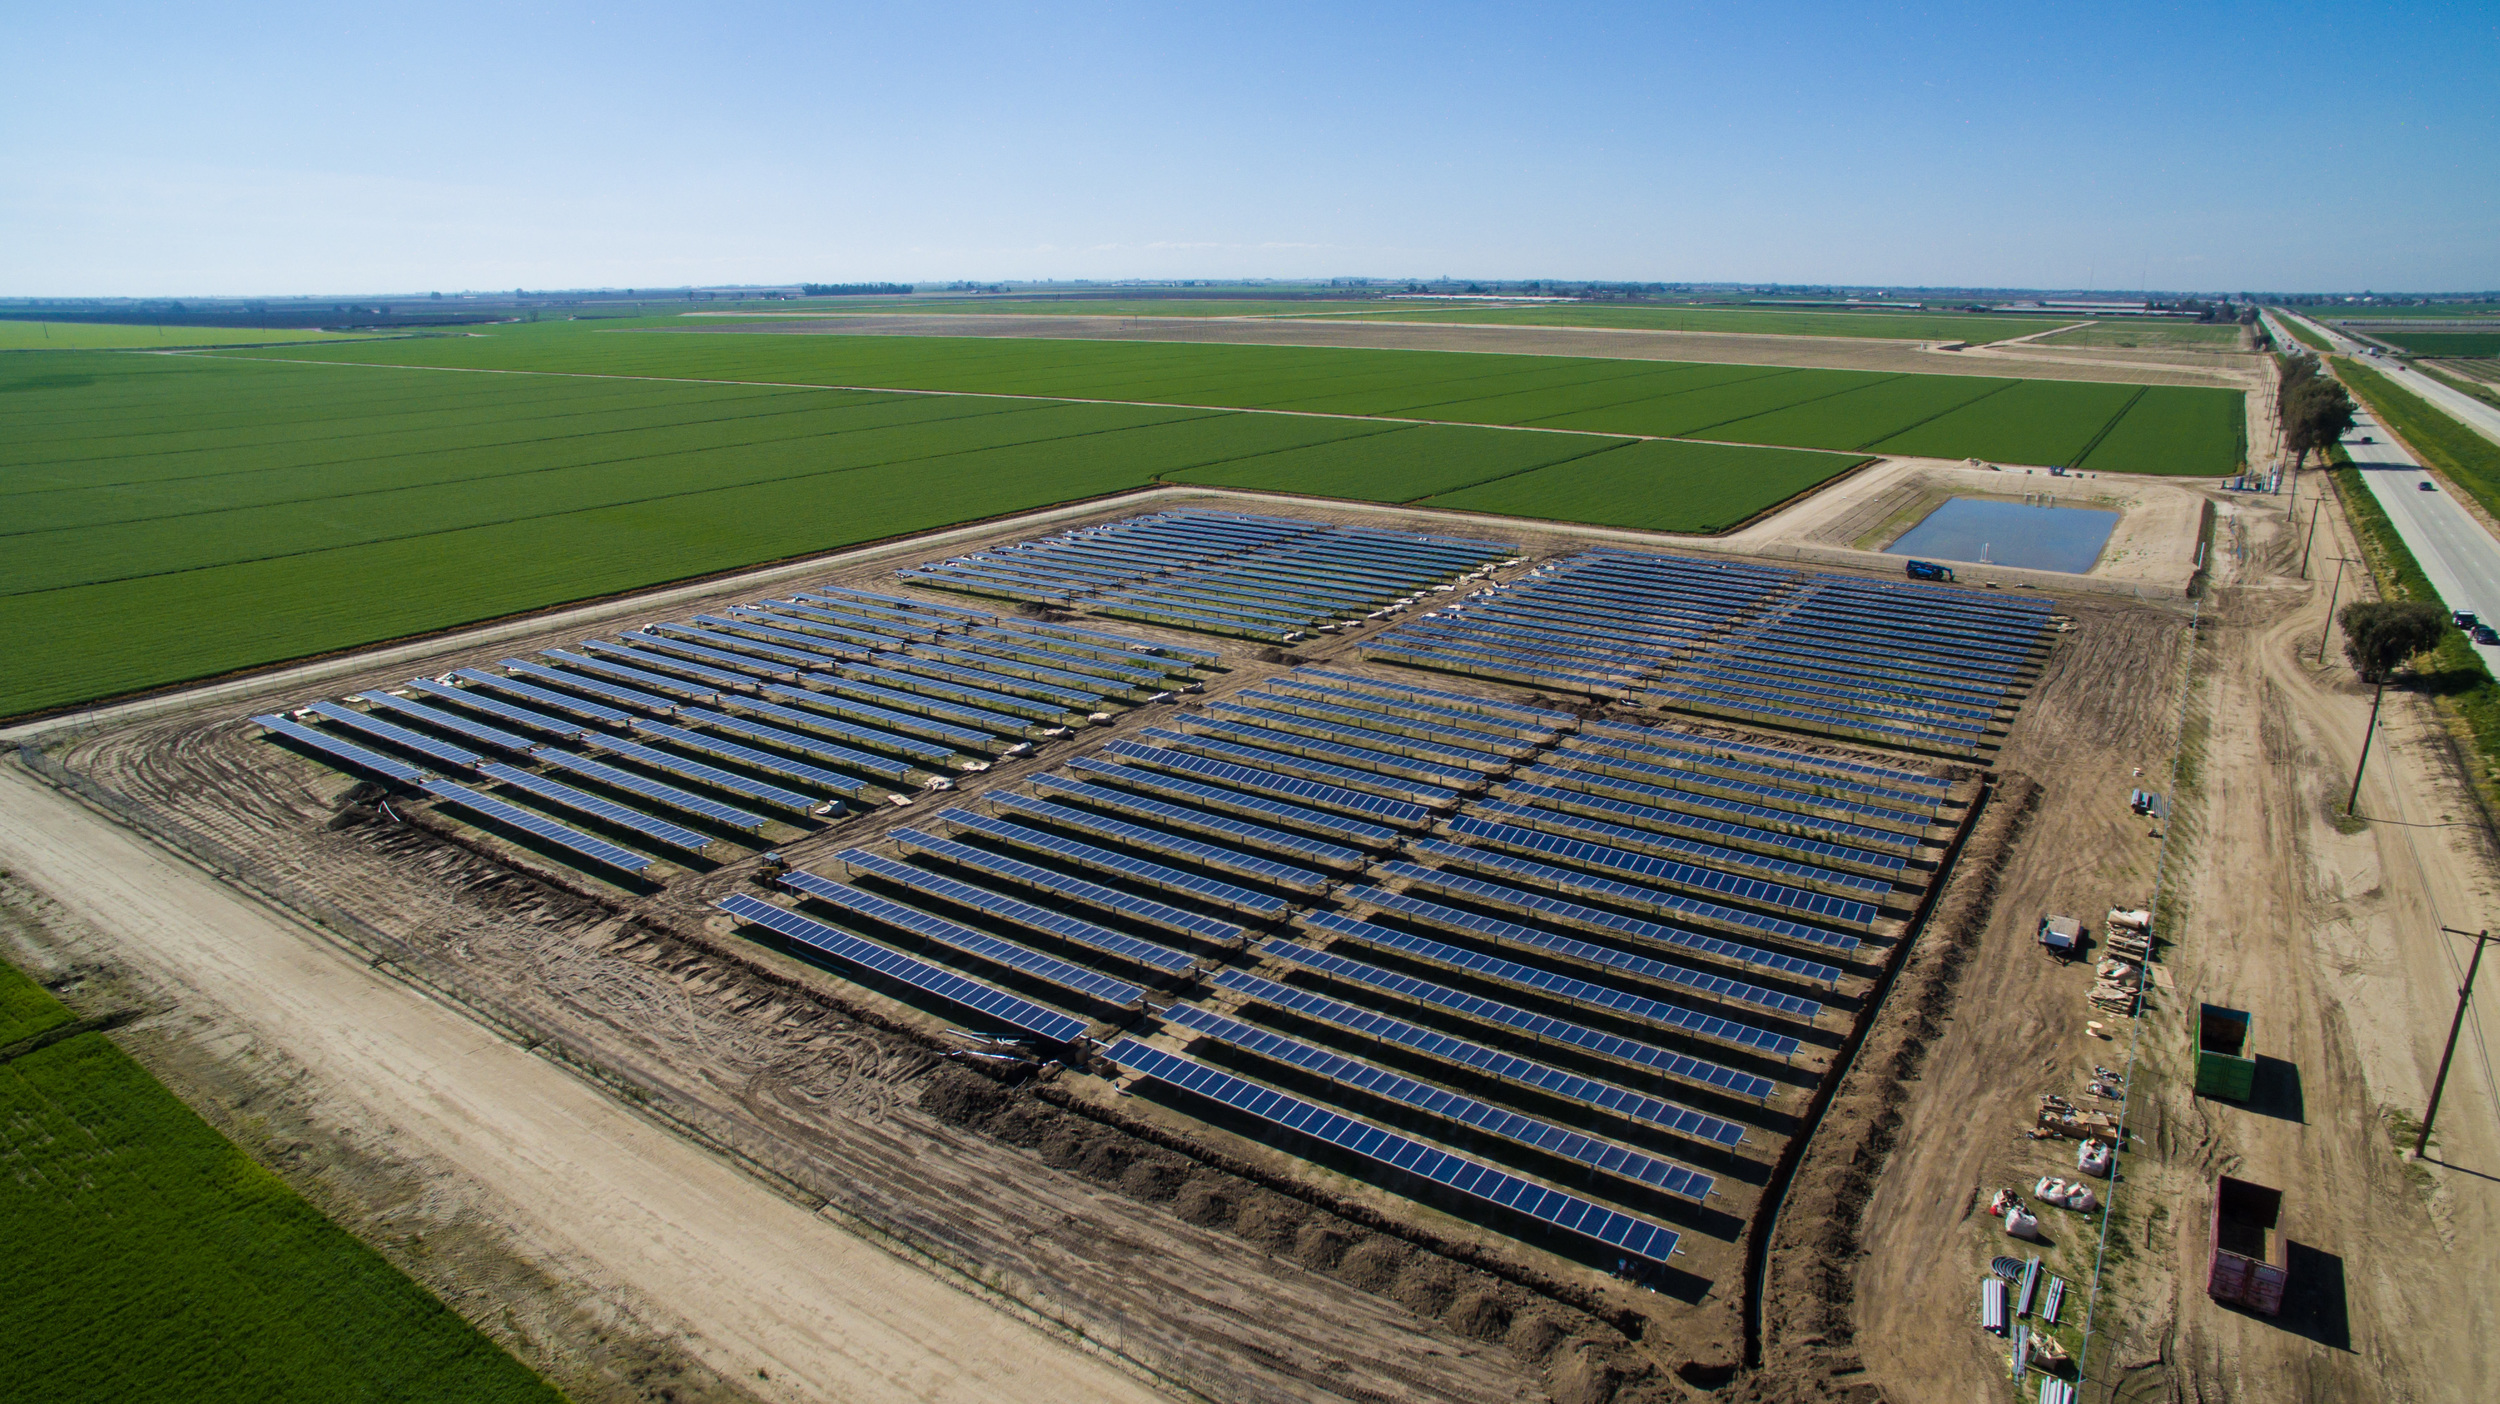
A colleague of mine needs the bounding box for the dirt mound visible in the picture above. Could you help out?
[1393,1256,1460,1317]
[1292,1221,1350,1270]
[1445,1288,1512,1340]
[917,1063,1012,1125]
[1172,1171,1240,1230]
[1231,1191,1306,1252]
[1336,1235,1407,1291]
[1506,1311,1570,1362]
[1547,1338,1622,1404]
[1117,1154,1188,1201]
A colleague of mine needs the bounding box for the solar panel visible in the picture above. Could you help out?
[1523,763,1919,854]
[583,735,826,814]
[1500,783,1906,877]
[774,873,1145,1007]
[541,648,720,703]
[1645,683,1980,755]
[1302,907,1799,1058]
[1259,939,1778,1101]
[1472,800,1891,898]
[405,677,588,739]
[1353,878,1823,1019]
[252,714,427,783]
[629,719,872,798]
[1100,740,1435,829]
[658,619,837,669]
[1556,747,1948,829]
[913,646,1123,700]
[458,666,641,724]
[817,673,1039,737]
[801,585,995,623]
[678,707,920,784]
[758,684,988,753]
[1570,728,1947,808]
[726,694,958,766]
[531,748,769,832]
[985,791,1332,893]
[889,828,1242,944]
[588,637,768,689]
[736,603,910,650]
[1443,816,1882,927]
[351,691,540,756]
[420,780,654,873]
[1144,726,1464,806]
[1277,675,1570,736]
[1237,691,1534,759]
[961,633,1171,687]
[717,893,1087,1043]
[477,763,716,853]
[1205,702,1513,774]
[1162,1004,1714,1200]
[1414,838,1863,954]
[893,653,1100,709]
[1000,618,1217,664]
[937,808,1289,918]
[1029,773,1369,871]
[838,663,1067,722]
[1100,1039,1680,1262]
[695,613,869,661]
[1380,861,1842,988]
[814,853,1195,975]
[302,701,482,771]
[1067,756,1400,849]
[1210,969,1746,1146]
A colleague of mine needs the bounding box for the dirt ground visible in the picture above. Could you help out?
[675,315,2256,390]
[1827,478,2500,1402]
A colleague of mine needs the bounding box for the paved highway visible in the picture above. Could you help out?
[2281,309,2500,448]
[2332,408,2500,669]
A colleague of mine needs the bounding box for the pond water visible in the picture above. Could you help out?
[1884,497,2119,574]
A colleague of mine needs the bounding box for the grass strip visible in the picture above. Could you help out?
[2274,312,2333,353]
[2325,469,2500,802]
[0,954,75,1047]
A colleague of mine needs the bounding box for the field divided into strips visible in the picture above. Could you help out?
[0,961,558,1404]
[0,321,376,350]
[224,320,2245,472]
[0,351,1652,718]
[2368,332,2500,357]
[1283,304,2082,343]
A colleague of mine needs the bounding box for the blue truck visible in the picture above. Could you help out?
[1905,560,1956,583]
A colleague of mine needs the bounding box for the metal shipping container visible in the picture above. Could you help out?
[2195,1003,2257,1100]
[2206,1175,2288,1315]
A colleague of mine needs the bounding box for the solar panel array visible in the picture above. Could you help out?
[1358,548,2051,752]
[247,581,1209,888]
[695,659,1943,1273]
[900,509,1517,642]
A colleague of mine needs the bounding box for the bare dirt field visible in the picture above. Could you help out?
[11,475,2492,1404]
[679,315,2256,390]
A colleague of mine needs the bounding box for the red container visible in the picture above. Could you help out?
[2206,1176,2288,1315]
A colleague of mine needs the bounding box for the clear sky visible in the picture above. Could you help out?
[5,0,2493,296]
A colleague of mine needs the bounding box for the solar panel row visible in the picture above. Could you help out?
[718,894,1088,1043]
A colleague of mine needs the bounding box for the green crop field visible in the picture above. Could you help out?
[723,297,1481,318]
[2035,321,2249,349]
[223,319,2242,469]
[2369,332,2500,357]
[0,321,375,351]
[1287,303,2078,343]
[1419,440,1868,532]
[0,960,558,1403]
[3,321,2241,717]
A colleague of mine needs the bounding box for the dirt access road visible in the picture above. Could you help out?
[0,763,1173,1404]
[1849,482,2500,1402]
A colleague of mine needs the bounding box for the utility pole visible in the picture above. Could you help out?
[2416,929,2498,1158]
[2347,679,2386,814]
[2318,556,2353,661]
[2301,501,2322,579]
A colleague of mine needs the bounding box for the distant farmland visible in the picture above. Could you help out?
[226,320,2245,468]
[2368,332,2500,357]
[1286,303,2080,343]
[0,320,373,350]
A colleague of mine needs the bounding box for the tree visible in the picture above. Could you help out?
[2278,358,2357,467]
[2339,600,2448,681]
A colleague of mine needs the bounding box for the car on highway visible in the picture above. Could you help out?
[2476,626,2499,646]
[2420,480,2438,491]
[2455,610,2479,630]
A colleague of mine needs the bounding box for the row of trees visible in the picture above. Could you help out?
[2280,354,2359,467]
[801,283,913,297]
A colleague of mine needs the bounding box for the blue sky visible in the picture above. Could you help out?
[5,0,2493,295]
